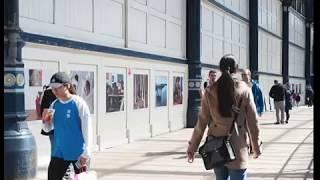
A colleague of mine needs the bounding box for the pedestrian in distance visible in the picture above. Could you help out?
[187,54,262,180]
[40,85,57,155]
[269,80,285,124]
[284,82,293,124]
[42,72,93,180]
[306,85,314,107]
[241,69,265,117]
[208,70,217,87]
[295,93,301,107]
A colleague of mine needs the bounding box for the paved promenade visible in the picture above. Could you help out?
[29,106,313,180]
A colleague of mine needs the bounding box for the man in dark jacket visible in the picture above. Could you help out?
[269,80,285,124]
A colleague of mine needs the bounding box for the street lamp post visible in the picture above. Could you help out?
[4,0,37,179]
[281,0,292,83]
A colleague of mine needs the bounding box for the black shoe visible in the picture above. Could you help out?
[285,120,288,124]
[274,122,280,124]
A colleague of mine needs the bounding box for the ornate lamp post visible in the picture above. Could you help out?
[281,0,292,83]
[4,0,37,179]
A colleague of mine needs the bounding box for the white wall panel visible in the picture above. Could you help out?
[129,8,147,43]
[239,0,249,18]
[20,0,54,23]
[128,0,186,58]
[201,34,213,63]
[167,0,183,19]
[213,13,224,36]
[149,0,166,13]
[289,11,305,48]
[258,30,282,74]
[201,3,248,67]
[223,42,231,56]
[149,15,166,48]
[135,0,147,5]
[225,0,232,8]
[166,22,182,51]
[258,0,282,37]
[58,0,93,31]
[224,18,232,40]
[232,0,240,13]
[232,21,240,43]
[213,38,224,64]
[94,0,124,38]
[202,7,213,32]
[289,45,305,77]
[20,0,185,59]
[289,13,295,42]
[232,44,240,65]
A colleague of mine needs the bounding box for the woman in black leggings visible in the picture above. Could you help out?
[284,83,293,123]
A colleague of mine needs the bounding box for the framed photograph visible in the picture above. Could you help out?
[134,74,148,109]
[29,69,42,87]
[70,71,95,113]
[173,76,183,105]
[155,76,168,107]
[106,73,125,112]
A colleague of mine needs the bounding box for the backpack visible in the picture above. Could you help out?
[40,85,57,135]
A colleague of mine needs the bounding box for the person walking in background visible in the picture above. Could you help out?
[42,72,92,180]
[306,84,314,107]
[241,69,265,116]
[40,85,57,155]
[208,70,217,87]
[295,93,301,107]
[269,80,285,124]
[284,82,293,124]
[187,55,262,180]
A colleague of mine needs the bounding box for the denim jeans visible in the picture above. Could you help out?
[214,166,247,180]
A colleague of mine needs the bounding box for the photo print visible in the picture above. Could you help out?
[29,69,42,87]
[134,74,148,109]
[173,76,183,105]
[155,76,168,107]
[106,72,125,112]
[70,71,95,113]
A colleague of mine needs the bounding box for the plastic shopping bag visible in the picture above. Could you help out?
[74,171,97,180]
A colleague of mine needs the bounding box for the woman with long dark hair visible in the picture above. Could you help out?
[187,55,262,180]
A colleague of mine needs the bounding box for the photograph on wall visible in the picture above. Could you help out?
[106,72,125,112]
[70,71,94,113]
[134,74,148,109]
[155,76,168,107]
[29,69,42,87]
[25,66,58,121]
[173,76,183,105]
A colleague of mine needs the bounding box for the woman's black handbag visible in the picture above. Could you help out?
[198,98,243,170]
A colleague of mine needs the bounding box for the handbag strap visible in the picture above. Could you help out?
[227,97,243,139]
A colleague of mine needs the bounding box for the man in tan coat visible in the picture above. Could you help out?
[187,54,262,180]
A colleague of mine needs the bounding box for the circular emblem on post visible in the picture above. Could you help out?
[16,73,25,87]
[188,82,195,88]
[195,82,201,88]
[4,73,16,87]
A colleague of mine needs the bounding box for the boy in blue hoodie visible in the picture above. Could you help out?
[43,72,92,180]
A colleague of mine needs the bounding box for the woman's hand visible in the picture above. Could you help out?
[252,141,263,159]
[186,142,195,163]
